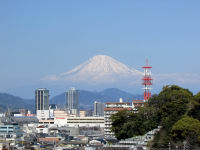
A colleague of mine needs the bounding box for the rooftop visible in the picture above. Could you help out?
[106,102,130,104]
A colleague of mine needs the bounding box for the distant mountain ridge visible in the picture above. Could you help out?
[50,88,143,109]
[0,88,143,112]
[0,93,34,112]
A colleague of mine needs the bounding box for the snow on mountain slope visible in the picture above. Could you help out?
[43,55,142,84]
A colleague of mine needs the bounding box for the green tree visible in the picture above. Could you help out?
[110,109,132,140]
[151,85,193,131]
[110,85,199,147]
[171,116,200,146]
[150,85,193,147]
[188,92,200,120]
[111,106,159,140]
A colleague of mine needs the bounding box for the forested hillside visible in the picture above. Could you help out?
[111,85,200,149]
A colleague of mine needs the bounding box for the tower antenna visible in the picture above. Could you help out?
[142,59,152,102]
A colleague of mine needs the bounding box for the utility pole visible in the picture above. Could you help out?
[183,141,187,150]
[169,142,171,150]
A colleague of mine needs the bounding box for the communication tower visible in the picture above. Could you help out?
[142,59,152,101]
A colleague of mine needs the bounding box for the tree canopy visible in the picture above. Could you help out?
[111,85,200,148]
[171,116,200,146]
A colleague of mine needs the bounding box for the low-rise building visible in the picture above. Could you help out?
[79,110,87,117]
[36,125,49,134]
[67,117,104,127]
[54,110,68,118]
[37,110,50,120]
[132,100,145,111]
[0,123,23,139]
[39,118,54,124]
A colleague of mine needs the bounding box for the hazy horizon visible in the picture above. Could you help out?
[0,1,200,98]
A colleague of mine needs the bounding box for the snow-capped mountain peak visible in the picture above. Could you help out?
[62,55,141,75]
[43,55,142,84]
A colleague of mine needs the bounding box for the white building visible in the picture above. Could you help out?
[39,118,54,125]
[54,116,104,127]
[22,124,37,134]
[36,125,49,134]
[66,117,104,127]
[49,104,57,119]
[36,110,50,120]
[104,99,132,138]
[37,108,104,128]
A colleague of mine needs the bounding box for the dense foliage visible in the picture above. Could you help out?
[111,85,200,148]
[171,116,200,145]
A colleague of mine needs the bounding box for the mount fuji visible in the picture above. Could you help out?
[43,55,143,87]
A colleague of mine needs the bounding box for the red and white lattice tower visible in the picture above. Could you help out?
[142,59,152,102]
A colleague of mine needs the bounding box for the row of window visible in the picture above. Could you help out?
[67,122,104,123]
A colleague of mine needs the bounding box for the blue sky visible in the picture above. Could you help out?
[0,1,200,98]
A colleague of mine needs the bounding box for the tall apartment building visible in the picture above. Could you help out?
[66,87,79,115]
[104,98,132,138]
[94,101,105,116]
[35,88,49,119]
